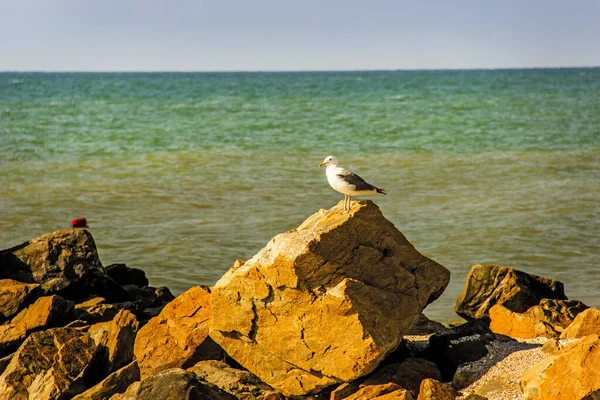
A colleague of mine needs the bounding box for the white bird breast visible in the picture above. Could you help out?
[326,166,373,196]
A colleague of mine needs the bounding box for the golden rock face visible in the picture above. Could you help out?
[209,200,450,396]
[520,334,600,400]
[560,307,600,339]
[134,286,222,379]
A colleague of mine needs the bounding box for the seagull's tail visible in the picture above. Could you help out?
[376,187,388,195]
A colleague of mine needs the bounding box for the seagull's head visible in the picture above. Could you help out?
[318,155,338,167]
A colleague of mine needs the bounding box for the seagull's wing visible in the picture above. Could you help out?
[336,168,379,191]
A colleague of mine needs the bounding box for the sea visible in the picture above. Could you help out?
[1,69,599,323]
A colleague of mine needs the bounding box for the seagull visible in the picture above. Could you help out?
[318,155,387,213]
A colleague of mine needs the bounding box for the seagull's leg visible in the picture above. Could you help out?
[348,195,352,211]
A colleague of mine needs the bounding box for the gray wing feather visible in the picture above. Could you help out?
[337,169,378,191]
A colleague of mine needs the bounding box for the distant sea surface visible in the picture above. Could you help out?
[1,69,599,322]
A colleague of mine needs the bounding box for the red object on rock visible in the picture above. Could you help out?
[71,218,88,228]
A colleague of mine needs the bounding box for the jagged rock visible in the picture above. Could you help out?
[342,382,414,400]
[72,361,140,400]
[535,299,588,329]
[541,338,563,355]
[65,320,92,329]
[0,352,13,375]
[123,284,175,309]
[454,264,566,321]
[424,320,495,381]
[489,304,555,338]
[0,295,75,357]
[452,368,482,391]
[11,294,75,332]
[74,296,120,323]
[110,381,141,400]
[0,229,103,292]
[88,309,139,377]
[489,304,560,338]
[188,360,282,400]
[0,327,98,399]
[106,263,149,287]
[361,358,441,398]
[0,324,27,358]
[417,378,458,400]
[210,201,450,396]
[331,382,362,400]
[71,269,132,303]
[520,334,600,399]
[0,279,41,321]
[134,285,223,379]
[407,313,448,335]
[0,229,130,302]
[561,307,600,339]
[131,368,237,400]
[462,394,488,400]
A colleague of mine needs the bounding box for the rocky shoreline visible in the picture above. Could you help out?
[1,200,598,399]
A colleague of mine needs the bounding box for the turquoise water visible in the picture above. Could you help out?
[1,70,599,322]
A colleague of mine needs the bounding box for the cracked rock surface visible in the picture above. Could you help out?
[209,200,450,396]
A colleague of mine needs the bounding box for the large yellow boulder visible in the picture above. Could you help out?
[209,200,450,396]
[520,334,600,399]
[134,286,222,379]
[560,307,600,339]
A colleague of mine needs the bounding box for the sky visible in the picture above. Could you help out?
[1,0,599,71]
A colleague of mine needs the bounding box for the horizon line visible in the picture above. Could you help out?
[1,65,599,74]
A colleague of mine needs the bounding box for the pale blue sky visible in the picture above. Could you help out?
[1,0,599,71]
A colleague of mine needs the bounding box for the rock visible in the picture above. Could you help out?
[74,296,120,323]
[425,320,495,381]
[73,269,132,303]
[331,382,362,400]
[0,295,75,357]
[0,279,41,321]
[452,368,482,391]
[489,304,559,338]
[106,263,149,287]
[88,309,139,377]
[210,201,450,396]
[534,298,588,330]
[520,334,600,400]
[110,381,141,400]
[361,358,442,398]
[72,361,140,400]
[561,307,600,339]
[132,368,237,400]
[462,394,488,400]
[417,378,458,400]
[123,284,175,309]
[0,229,103,292]
[0,327,98,399]
[134,285,223,379]
[0,324,27,358]
[0,353,13,375]
[342,382,414,400]
[11,294,75,332]
[187,359,281,400]
[407,313,448,335]
[489,304,555,338]
[0,229,131,302]
[454,264,566,321]
[541,338,563,355]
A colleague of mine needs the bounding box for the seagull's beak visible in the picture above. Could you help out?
[318,161,327,167]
